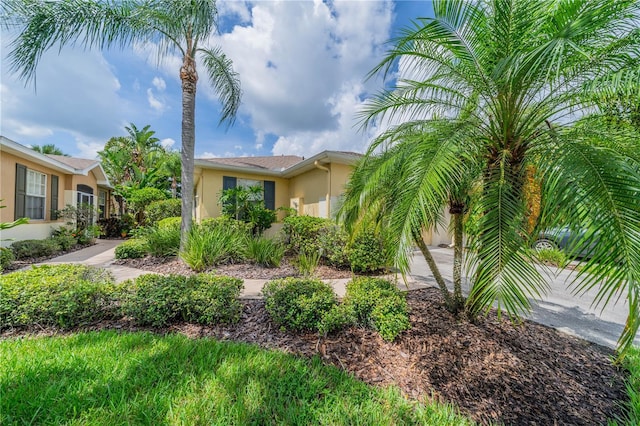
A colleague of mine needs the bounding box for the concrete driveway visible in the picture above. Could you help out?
[409,246,639,348]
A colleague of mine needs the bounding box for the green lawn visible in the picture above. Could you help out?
[0,331,472,425]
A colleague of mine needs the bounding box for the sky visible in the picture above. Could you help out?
[0,0,434,160]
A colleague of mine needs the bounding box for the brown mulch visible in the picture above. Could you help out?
[113,255,357,280]
[1,288,627,425]
[1,242,95,274]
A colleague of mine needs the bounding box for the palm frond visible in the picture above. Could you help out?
[199,46,242,126]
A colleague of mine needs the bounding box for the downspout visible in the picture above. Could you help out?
[314,161,331,218]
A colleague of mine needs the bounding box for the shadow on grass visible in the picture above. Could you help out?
[1,331,468,425]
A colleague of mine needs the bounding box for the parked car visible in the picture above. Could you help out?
[533,227,597,259]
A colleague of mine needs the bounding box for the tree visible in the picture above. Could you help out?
[342,0,640,356]
[3,0,241,251]
[31,143,67,156]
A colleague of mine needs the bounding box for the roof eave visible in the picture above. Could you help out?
[194,159,284,177]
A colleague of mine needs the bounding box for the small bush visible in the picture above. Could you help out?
[11,239,61,260]
[318,304,355,336]
[119,273,244,327]
[247,237,285,267]
[119,274,187,327]
[146,199,182,225]
[182,274,243,324]
[534,248,569,267]
[370,295,411,341]
[282,215,333,254]
[347,229,390,273]
[181,225,248,272]
[0,248,15,271]
[157,216,181,230]
[97,214,135,238]
[262,278,337,332]
[145,225,180,257]
[0,264,116,329]
[317,224,349,267]
[200,216,253,236]
[343,277,410,341]
[115,239,148,259]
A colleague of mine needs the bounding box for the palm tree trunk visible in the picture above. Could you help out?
[179,54,198,252]
[452,212,465,310]
[412,229,456,310]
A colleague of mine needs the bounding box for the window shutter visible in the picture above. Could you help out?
[50,175,59,220]
[15,164,26,220]
[222,176,237,190]
[264,180,275,210]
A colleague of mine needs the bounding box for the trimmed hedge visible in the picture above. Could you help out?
[343,277,410,341]
[0,264,117,329]
[10,239,61,260]
[119,273,243,327]
[0,248,14,271]
[262,277,337,332]
[115,239,148,259]
[146,199,182,225]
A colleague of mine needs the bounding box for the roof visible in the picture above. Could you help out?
[0,136,112,188]
[195,150,362,178]
[46,154,99,171]
[198,155,303,172]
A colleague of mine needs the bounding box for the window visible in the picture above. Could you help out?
[98,190,106,219]
[222,176,276,210]
[25,169,46,220]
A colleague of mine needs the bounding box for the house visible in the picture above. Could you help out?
[0,136,112,246]
[194,150,451,245]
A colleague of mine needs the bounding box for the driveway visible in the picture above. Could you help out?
[409,246,640,348]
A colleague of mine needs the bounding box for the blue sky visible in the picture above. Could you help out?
[1,1,433,159]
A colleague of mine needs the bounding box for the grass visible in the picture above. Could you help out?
[0,331,473,425]
[609,347,640,426]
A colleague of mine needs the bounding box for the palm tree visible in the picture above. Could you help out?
[3,0,241,250]
[343,0,640,355]
[31,143,67,156]
[125,123,162,174]
[161,150,182,198]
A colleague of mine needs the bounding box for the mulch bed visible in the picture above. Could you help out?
[113,256,358,280]
[1,242,95,274]
[1,288,627,425]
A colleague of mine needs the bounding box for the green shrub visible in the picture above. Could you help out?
[51,226,78,251]
[200,216,253,236]
[145,225,180,257]
[119,273,244,327]
[97,214,135,238]
[127,187,168,224]
[119,274,187,327]
[347,229,390,273]
[181,224,248,272]
[145,199,182,225]
[262,278,337,332]
[0,248,15,271]
[370,295,411,341]
[317,224,349,267]
[114,239,148,259]
[0,264,117,329]
[318,304,355,336]
[247,237,285,267]
[343,277,410,341]
[182,274,243,324]
[534,248,569,267]
[157,216,181,230]
[282,215,333,254]
[10,239,61,260]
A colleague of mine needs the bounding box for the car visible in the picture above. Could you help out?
[533,227,597,259]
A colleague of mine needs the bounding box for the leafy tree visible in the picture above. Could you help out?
[342,0,640,355]
[3,0,241,251]
[31,143,68,156]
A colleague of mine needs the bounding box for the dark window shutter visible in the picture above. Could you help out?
[15,164,26,220]
[223,176,237,190]
[264,180,275,210]
[50,175,59,220]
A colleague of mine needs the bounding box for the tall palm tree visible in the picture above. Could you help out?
[343,0,640,355]
[125,123,162,174]
[31,143,68,156]
[3,0,241,250]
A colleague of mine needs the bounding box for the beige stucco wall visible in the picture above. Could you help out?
[195,168,290,221]
[0,151,65,223]
[289,168,329,217]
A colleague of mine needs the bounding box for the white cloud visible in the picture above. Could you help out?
[160,138,175,149]
[212,0,394,157]
[218,1,252,23]
[76,139,106,159]
[200,151,219,158]
[152,76,166,91]
[147,88,166,112]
